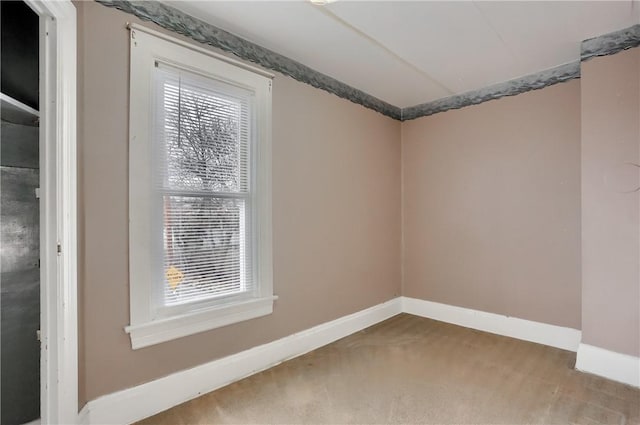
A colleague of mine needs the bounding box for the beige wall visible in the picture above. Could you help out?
[76,0,639,407]
[77,1,401,405]
[402,81,582,329]
[581,47,640,357]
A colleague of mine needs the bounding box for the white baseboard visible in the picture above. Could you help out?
[401,296,582,352]
[78,296,608,424]
[78,298,402,425]
[576,343,640,388]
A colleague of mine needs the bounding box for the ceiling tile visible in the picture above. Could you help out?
[474,1,639,74]
[166,0,451,107]
[327,1,521,96]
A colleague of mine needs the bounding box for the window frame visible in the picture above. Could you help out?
[126,25,274,350]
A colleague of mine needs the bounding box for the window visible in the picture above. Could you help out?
[126,26,274,349]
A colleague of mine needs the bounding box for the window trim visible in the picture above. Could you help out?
[126,24,274,350]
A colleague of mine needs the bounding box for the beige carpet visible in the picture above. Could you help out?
[138,314,640,424]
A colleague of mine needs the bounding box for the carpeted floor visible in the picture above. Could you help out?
[138,314,640,424]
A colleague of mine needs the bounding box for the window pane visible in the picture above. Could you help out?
[162,195,250,306]
[157,68,251,193]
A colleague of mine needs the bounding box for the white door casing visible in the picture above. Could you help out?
[23,1,78,423]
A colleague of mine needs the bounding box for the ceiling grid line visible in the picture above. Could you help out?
[471,1,522,72]
[311,3,455,96]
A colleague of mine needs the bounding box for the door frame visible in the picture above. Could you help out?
[24,0,78,423]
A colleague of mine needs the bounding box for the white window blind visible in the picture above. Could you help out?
[152,63,256,312]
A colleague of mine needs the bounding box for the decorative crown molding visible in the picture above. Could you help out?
[401,62,580,121]
[581,24,640,62]
[95,0,402,120]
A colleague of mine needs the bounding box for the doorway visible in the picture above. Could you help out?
[1,2,41,423]
[1,1,78,423]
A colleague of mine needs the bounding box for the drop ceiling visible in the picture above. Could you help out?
[166,1,640,109]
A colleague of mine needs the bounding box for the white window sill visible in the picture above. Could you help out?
[125,295,277,349]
